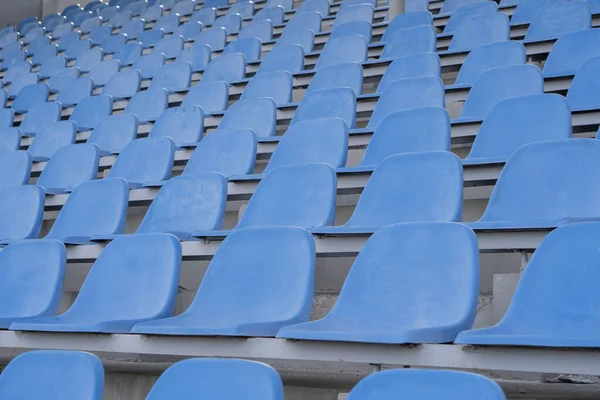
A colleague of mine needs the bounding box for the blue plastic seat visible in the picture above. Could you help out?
[32,44,58,66]
[330,20,372,42]
[347,370,506,399]
[443,0,497,33]
[241,71,293,105]
[57,30,80,51]
[100,33,128,54]
[306,62,363,96]
[109,10,132,28]
[239,20,273,41]
[85,0,103,11]
[38,54,66,79]
[377,53,440,92]
[316,35,367,69]
[2,61,29,85]
[132,52,165,79]
[155,14,180,33]
[138,28,165,48]
[18,17,38,34]
[0,149,32,190]
[456,65,544,122]
[439,0,480,14]
[69,94,113,131]
[19,102,62,137]
[0,31,18,48]
[37,144,101,194]
[125,87,169,123]
[12,233,180,331]
[214,14,242,34]
[75,47,103,73]
[292,87,356,128]
[202,53,246,83]
[191,8,217,26]
[42,14,66,31]
[0,128,22,151]
[340,0,376,8]
[80,15,101,33]
[142,4,164,21]
[174,21,203,41]
[56,76,93,107]
[88,60,120,88]
[219,97,277,138]
[465,94,571,165]
[177,42,211,72]
[2,42,23,60]
[150,106,204,147]
[149,62,192,92]
[223,38,261,62]
[296,0,329,16]
[543,28,600,78]
[275,29,314,52]
[468,139,600,230]
[48,67,80,92]
[525,0,590,42]
[12,83,48,113]
[380,25,437,60]
[278,221,477,343]
[266,0,293,11]
[193,27,226,51]
[182,81,229,114]
[0,184,43,243]
[510,0,561,25]
[23,27,45,44]
[102,69,142,100]
[62,4,83,17]
[283,12,321,35]
[447,13,509,52]
[254,6,284,24]
[154,36,184,59]
[1,49,25,71]
[126,0,149,16]
[27,36,51,56]
[229,1,255,17]
[89,25,112,46]
[0,109,13,131]
[0,90,6,108]
[566,57,600,111]
[87,113,139,154]
[111,43,140,67]
[172,0,196,15]
[51,22,73,39]
[121,19,145,39]
[100,5,120,21]
[28,121,77,162]
[333,4,374,27]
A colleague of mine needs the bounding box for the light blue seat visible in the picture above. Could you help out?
[100,33,128,54]
[20,102,62,137]
[32,44,58,66]
[340,0,376,8]
[292,87,356,128]
[174,21,203,41]
[38,55,66,79]
[0,185,43,243]
[0,109,13,130]
[524,0,590,42]
[89,25,112,46]
[316,35,367,69]
[0,59,19,82]
[283,12,321,35]
[0,128,22,151]
[203,0,228,7]
[177,42,211,72]
[28,121,77,162]
[0,351,104,399]
[155,14,180,33]
[214,14,242,34]
[1,42,23,60]
[218,97,277,138]
[75,47,104,73]
[109,10,132,28]
[100,5,120,21]
[134,226,314,336]
[223,38,261,62]
[566,57,600,111]
[71,10,93,27]
[333,4,374,28]
[88,60,120,87]
[0,31,18,48]
[150,106,204,147]
[85,0,103,11]
[23,27,46,44]
[191,8,217,26]
[182,81,229,114]
[102,69,142,100]
[48,67,80,92]
[228,1,255,17]
[443,1,497,33]
[275,29,314,52]
[347,370,506,399]
[278,221,477,343]
[43,14,65,31]
[439,0,480,14]
[12,83,49,113]
[18,17,39,35]
[145,359,283,399]
[132,52,165,79]
[379,25,436,60]
[306,62,363,96]
[266,0,293,11]
[113,43,142,67]
[51,22,73,39]
[465,94,571,165]
[446,13,509,52]
[63,3,83,17]
[510,0,561,25]
[239,20,273,41]
[27,36,51,56]
[138,28,164,48]
[0,149,32,190]
[87,113,139,154]
[57,30,80,51]
[172,0,196,15]
[202,53,246,83]
[121,19,145,39]
[254,6,285,24]
[468,139,600,230]
[56,76,93,107]
[69,94,113,131]
[296,0,329,16]
[126,0,149,16]
[241,71,293,105]
[155,35,184,59]
[80,15,101,33]
[1,49,26,71]
[142,4,164,21]
[149,62,192,92]
[542,29,600,77]
[37,144,101,194]
[11,233,180,332]
[152,0,176,9]
[194,27,227,51]
[125,87,168,123]
[455,65,544,122]
[376,53,440,92]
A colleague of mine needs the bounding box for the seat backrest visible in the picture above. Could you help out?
[126,0,148,16]
[524,0,591,41]
[46,178,129,242]
[306,62,363,96]
[174,21,203,41]
[440,0,480,13]
[138,28,164,48]
[132,52,165,80]
[380,24,436,59]
[28,121,77,161]
[89,25,111,46]
[202,53,246,83]
[87,113,139,154]
[239,19,273,41]
[228,1,255,17]
[4,61,32,85]
[444,1,497,33]
[100,33,128,55]
[334,4,374,28]
[37,54,65,79]
[80,15,101,33]
[27,35,50,54]
[0,149,32,190]
[459,64,544,120]
[316,35,367,69]
[137,173,227,235]
[223,37,261,62]
[56,76,93,106]
[182,81,229,114]
[567,56,600,111]
[276,29,314,52]
[0,109,13,130]
[102,69,141,100]
[0,128,22,151]
[241,71,293,105]
[121,19,144,38]
[455,41,526,86]
[191,8,216,25]
[283,11,321,35]
[69,93,113,131]
[8,72,39,98]
[377,52,440,92]
[12,83,49,113]
[0,351,104,400]
[88,59,120,87]
[479,139,600,224]
[24,27,45,44]
[468,94,571,162]
[330,20,372,42]
[257,44,304,75]
[155,35,184,59]
[291,87,356,128]
[347,370,505,399]
[100,5,119,21]
[172,0,195,15]
[113,42,142,66]
[236,163,336,229]
[542,28,600,77]
[361,107,451,166]
[266,0,293,11]
[219,97,277,137]
[0,185,44,242]
[254,6,284,24]
[149,62,192,92]
[3,49,27,70]
[194,27,227,51]
[19,101,62,137]
[510,0,561,25]
[75,46,104,72]
[43,14,65,30]
[51,22,73,39]
[177,42,211,72]
[296,0,329,16]
[150,106,204,146]
[448,13,509,51]
[214,13,242,34]
[48,67,79,92]
[124,87,168,123]
[184,128,257,177]
[142,4,164,21]
[109,9,132,28]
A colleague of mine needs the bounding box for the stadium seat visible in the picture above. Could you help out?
[69,94,113,131]
[100,5,120,21]
[121,18,145,39]
[524,0,590,42]
[0,185,43,243]
[100,33,128,54]
[266,0,293,11]
[132,52,166,79]
[315,35,367,69]
[57,30,80,51]
[1,49,25,71]
[181,81,229,114]
[543,28,600,77]
[153,0,176,9]
[223,37,261,62]
[566,57,600,111]
[0,31,18,48]
[0,109,13,131]
[48,67,79,92]
[38,54,66,78]
[109,10,132,28]
[214,14,242,34]
[155,14,180,33]
[141,4,164,21]
[79,15,101,33]
[331,20,372,42]
[347,370,506,399]
[446,13,509,52]
[202,53,246,83]
[379,25,436,59]
[193,27,227,51]
[340,0,376,8]
[228,1,254,17]
[150,106,204,147]
[113,43,142,66]
[56,76,93,107]
[126,0,148,16]
[62,4,83,18]
[2,61,29,85]
[37,144,101,194]
[241,71,293,105]
[172,0,196,15]
[138,28,164,48]
[443,1,497,33]
[215,97,276,138]
[439,0,480,14]
[70,10,93,27]
[283,12,321,35]
[155,35,184,59]
[239,20,273,41]
[333,4,374,27]
[468,139,600,229]
[11,233,181,331]
[102,69,142,100]
[0,149,32,190]
[88,60,120,87]
[75,47,103,73]
[174,21,203,41]
[296,0,329,16]
[177,43,211,72]
[32,44,57,66]
[89,25,112,46]
[12,83,48,113]
[42,14,65,31]
[28,121,77,162]
[278,221,477,343]
[190,8,217,26]
[19,102,62,137]
[465,94,571,164]
[376,53,440,92]
[253,6,284,24]
[50,22,73,39]
[145,358,283,399]
[306,62,363,95]
[0,90,6,108]
[124,87,169,123]
[275,29,314,52]
[292,87,356,128]
[23,27,45,44]
[84,0,103,11]
[2,42,22,59]
[27,36,50,56]
[0,128,22,151]
[149,62,192,92]
[510,0,561,25]
[87,113,139,154]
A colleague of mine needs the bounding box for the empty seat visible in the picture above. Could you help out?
[1,49,26,71]
[0,109,13,131]
[266,0,292,11]
[193,27,227,51]
[278,221,477,343]
[283,12,321,35]
[330,20,372,42]
[377,53,440,92]
[19,102,62,137]
[142,4,164,21]
[88,60,120,88]
[109,10,132,28]
[102,69,142,100]
[380,25,437,60]
[11,233,181,331]
[51,22,73,39]
[154,35,184,59]
[254,6,285,24]
[121,18,145,39]
[181,81,229,114]
[241,71,293,105]
[75,47,104,73]
[149,62,192,92]
[296,0,329,16]
[292,87,356,128]
[202,53,246,83]
[333,4,374,27]
[0,128,22,151]
[443,1,498,33]
[126,0,148,15]
[37,144,101,194]
[155,14,180,33]
[191,8,216,26]
[347,370,506,399]
[26,36,50,56]
[447,13,509,52]
[23,27,46,44]
[510,0,561,25]
[42,14,65,31]
[456,64,544,122]
[2,42,23,60]
[439,0,479,14]
[0,185,44,243]
[316,35,367,69]
[132,52,165,79]
[177,42,211,72]
[56,76,93,107]
[100,5,120,21]
[543,28,600,77]
[125,87,168,123]
[32,44,58,66]
[150,106,204,147]
[172,0,196,15]
[275,29,314,52]
[174,21,203,41]
[69,94,113,131]
[38,55,66,79]
[239,20,273,41]
[466,94,571,164]
[89,25,112,46]
[306,62,363,96]
[0,90,6,108]
[257,44,304,75]
[100,33,127,54]
[214,14,242,34]
[525,0,590,42]
[0,149,32,190]
[223,37,261,62]
[57,30,80,51]
[219,97,277,138]
[48,67,79,92]
[112,43,141,67]
[12,83,49,113]
[138,28,164,48]
[145,359,283,399]
[228,1,254,17]
[28,121,77,162]
[80,15,101,33]
[87,113,139,154]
